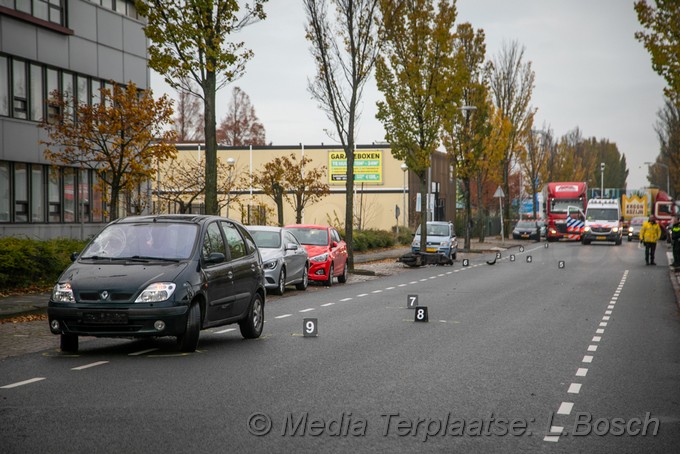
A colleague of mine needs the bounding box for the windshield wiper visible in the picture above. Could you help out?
[129,256,181,263]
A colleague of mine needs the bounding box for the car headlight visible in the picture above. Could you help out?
[440,241,449,247]
[612,227,619,233]
[583,226,591,232]
[310,253,329,263]
[135,282,176,303]
[263,259,278,270]
[52,282,74,302]
[412,240,420,248]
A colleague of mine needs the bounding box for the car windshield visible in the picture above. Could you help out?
[250,230,281,249]
[81,222,198,260]
[550,199,583,214]
[631,218,644,226]
[416,224,450,236]
[291,228,328,246]
[586,208,619,221]
[516,221,537,229]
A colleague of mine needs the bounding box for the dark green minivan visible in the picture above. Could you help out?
[48,215,266,353]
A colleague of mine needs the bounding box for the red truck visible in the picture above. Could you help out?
[545,182,588,242]
[648,188,676,240]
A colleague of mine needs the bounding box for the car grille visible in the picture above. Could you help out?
[591,227,611,233]
[78,292,135,302]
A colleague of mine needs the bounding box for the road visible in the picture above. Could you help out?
[1,241,679,453]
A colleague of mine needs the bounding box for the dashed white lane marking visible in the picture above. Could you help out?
[371,290,383,294]
[545,270,628,444]
[557,402,574,415]
[357,293,368,297]
[567,383,582,394]
[72,361,108,371]
[385,287,395,290]
[398,284,407,287]
[299,308,315,313]
[214,328,236,334]
[1,377,46,389]
[129,348,160,356]
[275,314,292,319]
[340,297,352,302]
[321,303,335,307]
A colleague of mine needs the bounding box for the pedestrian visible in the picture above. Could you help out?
[640,215,662,266]
[671,216,680,268]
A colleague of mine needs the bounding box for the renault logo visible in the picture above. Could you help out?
[100,291,109,301]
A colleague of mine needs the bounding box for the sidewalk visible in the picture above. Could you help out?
[0,236,521,320]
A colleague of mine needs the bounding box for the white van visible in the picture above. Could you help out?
[582,198,623,245]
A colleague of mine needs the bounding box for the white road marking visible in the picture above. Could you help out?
[275,314,292,319]
[1,377,46,389]
[592,336,601,342]
[321,303,335,307]
[299,308,315,313]
[582,355,593,363]
[357,293,368,297]
[371,290,383,294]
[576,368,588,377]
[385,287,395,290]
[602,316,610,321]
[557,402,574,415]
[596,328,605,334]
[340,297,352,302]
[129,348,160,356]
[72,361,108,371]
[587,345,598,352]
[568,383,582,394]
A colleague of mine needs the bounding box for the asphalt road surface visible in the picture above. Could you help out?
[1,241,679,453]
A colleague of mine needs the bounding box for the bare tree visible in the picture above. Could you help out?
[216,87,266,146]
[518,120,550,219]
[487,40,535,237]
[304,0,380,270]
[173,80,204,142]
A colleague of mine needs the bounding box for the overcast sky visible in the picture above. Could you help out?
[151,0,666,191]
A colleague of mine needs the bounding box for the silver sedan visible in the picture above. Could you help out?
[248,226,309,295]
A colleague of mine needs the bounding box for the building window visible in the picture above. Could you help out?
[77,74,88,107]
[14,163,28,222]
[63,167,75,222]
[78,168,90,222]
[30,63,43,121]
[92,177,103,222]
[48,166,61,222]
[4,0,66,26]
[31,165,44,222]
[0,162,9,222]
[0,56,8,116]
[45,67,60,123]
[12,59,27,119]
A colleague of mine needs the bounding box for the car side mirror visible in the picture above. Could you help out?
[285,243,298,251]
[331,241,338,248]
[205,252,225,264]
[70,251,79,262]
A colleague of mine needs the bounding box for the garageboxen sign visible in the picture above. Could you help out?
[328,150,383,184]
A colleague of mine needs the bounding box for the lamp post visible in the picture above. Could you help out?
[644,161,670,194]
[226,157,236,217]
[600,162,605,198]
[401,163,408,230]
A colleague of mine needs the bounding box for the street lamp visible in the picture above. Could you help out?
[226,157,236,217]
[644,161,670,194]
[600,162,605,198]
[401,163,408,230]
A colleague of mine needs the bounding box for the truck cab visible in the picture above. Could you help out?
[581,198,623,245]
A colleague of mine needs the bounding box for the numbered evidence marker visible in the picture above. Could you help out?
[414,306,429,323]
[558,260,565,269]
[462,258,470,267]
[495,251,502,259]
[510,254,516,262]
[519,246,525,253]
[526,255,533,263]
[407,294,418,309]
[303,318,318,337]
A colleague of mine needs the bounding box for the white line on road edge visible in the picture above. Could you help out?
[214,328,236,334]
[72,361,109,371]
[129,348,160,356]
[1,377,46,389]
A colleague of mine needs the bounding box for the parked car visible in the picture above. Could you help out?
[627,216,646,242]
[286,224,348,286]
[512,220,542,240]
[48,215,266,353]
[411,221,458,261]
[248,226,309,295]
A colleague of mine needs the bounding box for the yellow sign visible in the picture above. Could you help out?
[328,150,383,184]
[622,194,647,218]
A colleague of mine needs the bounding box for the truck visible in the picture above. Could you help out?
[648,189,675,240]
[545,182,588,242]
[581,198,623,245]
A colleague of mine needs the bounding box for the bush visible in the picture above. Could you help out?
[352,229,396,252]
[0,237,88,292]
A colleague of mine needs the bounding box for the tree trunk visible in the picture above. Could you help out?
[344,145,355,270]
[203,72,218,215]
[276,191,284,226]
[464,177,472,251]
[477,175,486,243]
[418,170,428,251]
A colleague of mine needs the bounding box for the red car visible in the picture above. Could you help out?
[286,224,348,286]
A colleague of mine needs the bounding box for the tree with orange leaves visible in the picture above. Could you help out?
[40,82,177,220]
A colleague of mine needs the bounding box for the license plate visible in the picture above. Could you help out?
[82,312,128,324]
[521,234,529,238]
[426,248,437,252]
[596,236,606,240]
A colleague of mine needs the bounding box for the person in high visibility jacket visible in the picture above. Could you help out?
[640,215,662,265]
[671,217,680,268]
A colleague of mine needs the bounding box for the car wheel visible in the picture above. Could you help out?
[325,263,334,287]
[295,265,309,291]
[338,261,348,283]
[60,334,78,353]
[177,302,201,352]
[274,267,286,295]
[239,293,264,339]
